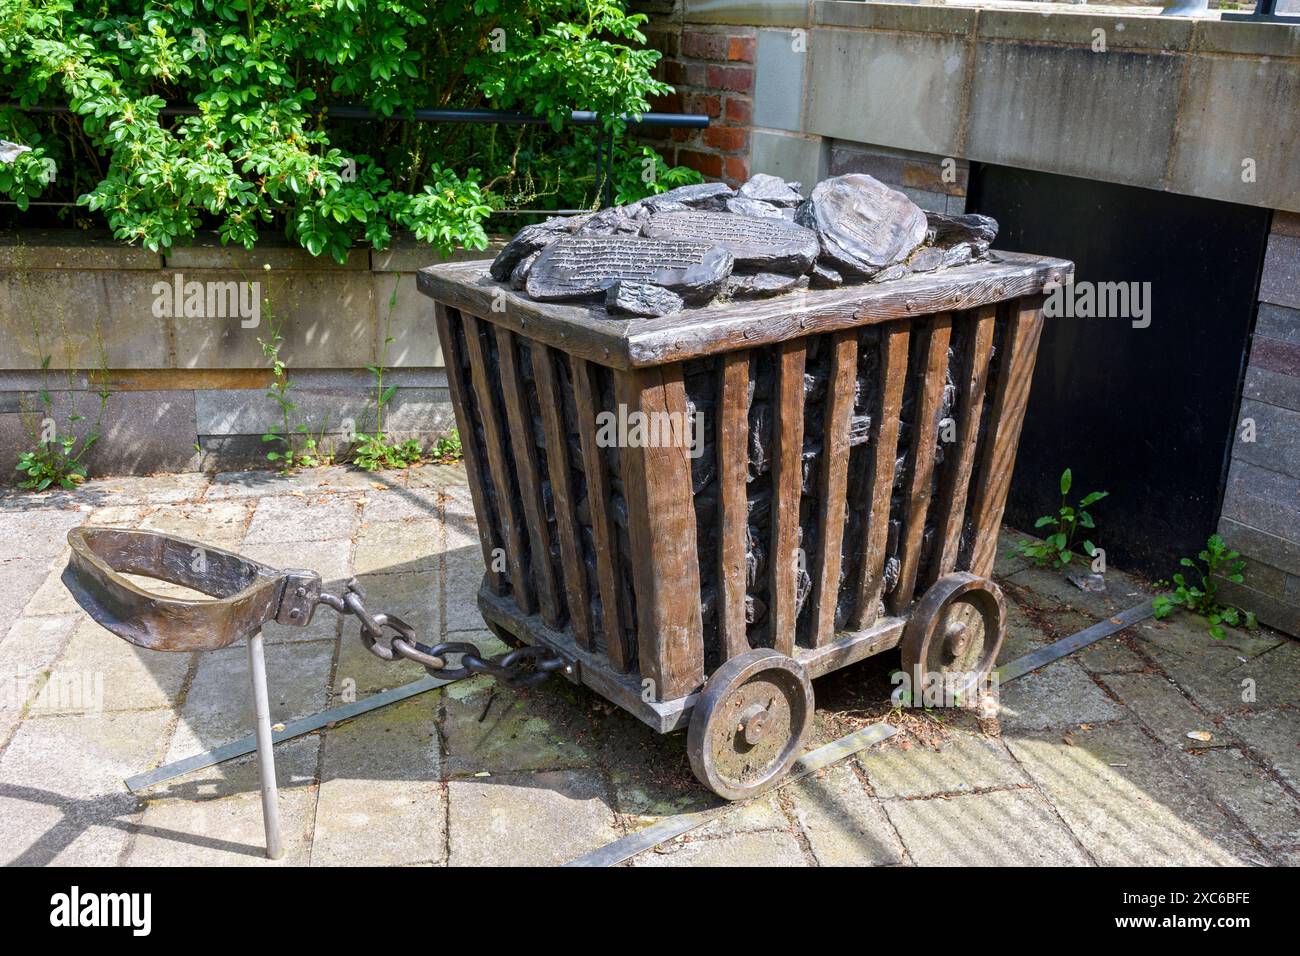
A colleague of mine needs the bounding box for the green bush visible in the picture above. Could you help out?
[0,1,693,260]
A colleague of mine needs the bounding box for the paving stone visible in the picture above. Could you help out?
[1004,562,1151,622]
[163,640,334,763]
[128,738,320,866]
[1224,709,1300,790]
[1136,618,1294,713]
[634,830,809,867]
[692,793,787,838]
[0,614,79,743]
[353,519,440,575]
[998,658,1124,731]
[996,598,1052,663]
[243,492,360,543]
[447,769,618,866]
[859,729,1029,798]
[0,508,84,562]
[237,536,354,582]
[64,472,209,507]
[444,534,488,632]
[1180,746,1300,848]
[441,675,592,776]
[360,487,441,523]
[0,709,171,865]
[349,568,440,640]
[1075,635,1150,674]
[47,616,192,714]
[333,620,438,697]
[22,557,103,618]
[883,787,1089,866]
[1100,671,1234,751]
[138,499,253,548]
[1005,722,1263,865]
[787,764,904,865]
[312,698,445,866]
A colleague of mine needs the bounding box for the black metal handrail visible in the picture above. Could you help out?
[3,103,709,209]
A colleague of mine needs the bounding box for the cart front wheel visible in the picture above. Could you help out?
[900,572,1005,705]
[687,649,814,801]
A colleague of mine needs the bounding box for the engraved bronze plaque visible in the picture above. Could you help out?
[526,235,734,303]
[641,211,819,274]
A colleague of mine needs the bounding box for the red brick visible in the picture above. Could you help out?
[728,37,756,63]
[703,126,747,152]
[670,126,695,144]
[724,96,752,124]
[724,155,749,184]
[691,93,722,119]
[679,150,723,178]
[664,61,687,86]
[681,31,729,61]
[652,91,684,114]
[707,65,753,94]
[685,63,709,87]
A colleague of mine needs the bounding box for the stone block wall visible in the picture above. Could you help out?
[0,231,494,480]
[1218,213,1300,634]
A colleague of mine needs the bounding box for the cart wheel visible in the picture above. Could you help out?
[687,649,814,801]
[900,572,1005,705]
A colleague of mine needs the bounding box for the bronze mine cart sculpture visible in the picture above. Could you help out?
[61,174,1071,858]
[417,174,1072,799]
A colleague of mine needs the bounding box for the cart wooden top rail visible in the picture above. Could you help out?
[416,251,1073,369]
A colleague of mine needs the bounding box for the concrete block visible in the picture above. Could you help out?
[0,709,172,865]
[1260,231,1300,309]
[754,29,805,132]
[313,698,445,867]
[1256,303,1300,345]
[859,729,1029,799]
[1006,721,1264,865]
[47,617,192,715]
[968,43,1181,189]
[128,737,321,866]
[1243,366,1300,414]
[377,272,444,367]
[1220,459,1300,544]
[1219,517,1300,577]
[883,787,1091,866]
[816,2,977,34]
[977,10,1195,51]
[749,130,828,191]
[163,238,369,271]
[0,230,162,270]
[170,270,375,368]
[1181,745,1300,848]
[998,658,1125,731]
[1225,708,1300,790]
[1168,56,1300,215]
[634,829,809,866]
[1192,18,1300,58]
[807,28,967,156]
[447,769,618,866]
[685,0,808,28]
[244,492,360,544]
[1100,671,1233,751]
[0,270,170,369]
[786,764,904,865]
[370,236,503,273]
[1233,398,1300,480]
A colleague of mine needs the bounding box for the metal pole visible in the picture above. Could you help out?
[246,629,284,860]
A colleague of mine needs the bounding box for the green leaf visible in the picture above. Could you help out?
[1060,468,1072,496]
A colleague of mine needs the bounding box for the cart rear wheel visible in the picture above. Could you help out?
[900,572,1005,706]
[687,649,814,801]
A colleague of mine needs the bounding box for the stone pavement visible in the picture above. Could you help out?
[0,463,1297,867]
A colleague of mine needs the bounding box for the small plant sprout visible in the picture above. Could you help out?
[432,429,463,463]
[349,281,423,472]
[1011,468,1108,569]
[259,306,326,472]
[1153,534,1258,640]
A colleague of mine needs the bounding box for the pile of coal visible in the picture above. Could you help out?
[489,173,998,318]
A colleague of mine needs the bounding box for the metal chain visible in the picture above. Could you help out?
[317,580,566,688]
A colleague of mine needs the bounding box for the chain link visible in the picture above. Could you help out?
[317,580,566,687]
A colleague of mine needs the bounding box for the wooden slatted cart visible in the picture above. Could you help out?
[418,250,1072,800]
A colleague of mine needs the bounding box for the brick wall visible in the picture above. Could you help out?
[639,4,754,186]
[1217,212,1300,635]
